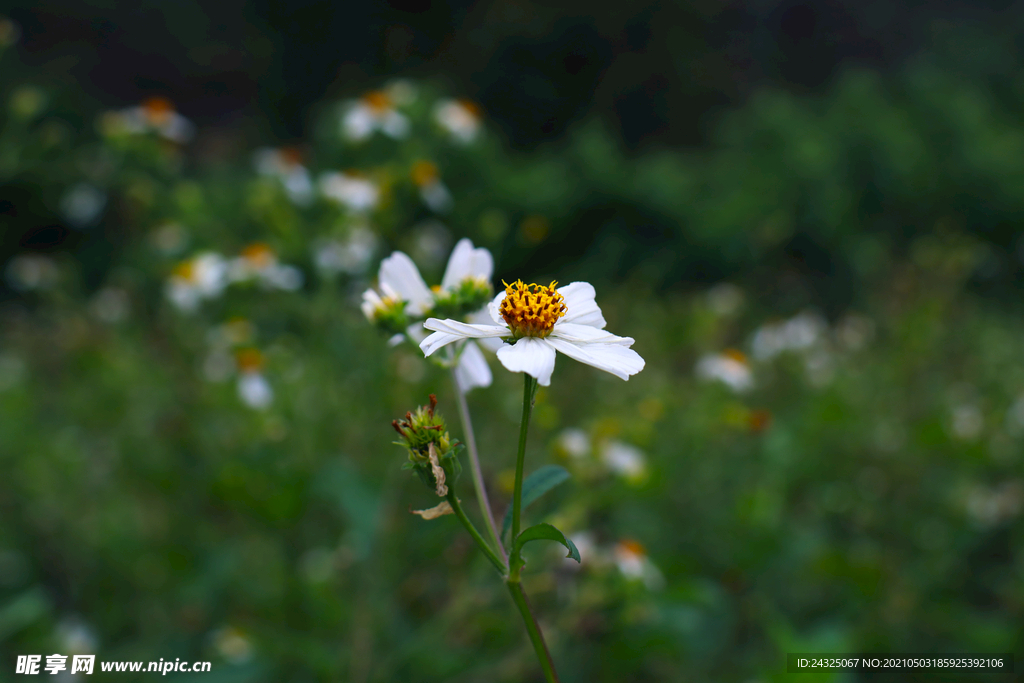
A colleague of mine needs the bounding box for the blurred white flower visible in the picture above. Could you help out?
[254,146,314,206]
[613,540,664,590]
[56,617,97,654]
[341,90,409,142]
[600,440,646,480]
[411,160,452,213]
[557,428,590,459]
[313,226,379,277]
[705,283,744,316]
[950,403,984,441]
[751,311,827,361]
[211,626,253,665]
[60,183,106,228]
[90,287,130,323]
[228,242,303,291]
[5,254,58,292]
[319,172,379,213]
[367,239,497,391]
[696,349,753,392]
[165,252,228,312]
[108,97,194,143]
[235,349,273,410]
[434,98,482,144]
[965,480,1023,526]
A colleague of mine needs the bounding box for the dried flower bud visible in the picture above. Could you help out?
[393,394,463,495]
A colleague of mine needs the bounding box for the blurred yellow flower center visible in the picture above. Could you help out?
[499,279,566,338]
[235,348,264,372]
[362,90,391,112]
[240,242,275,268]
[173,260,196,282]
[411,160,439,187]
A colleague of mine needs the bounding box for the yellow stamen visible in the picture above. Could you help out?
[723,348,747,364]
[235,348,264,372]
[142,96,174,125]
[362,90,391,112]
[499,279,566,338]
[172,260,196,282]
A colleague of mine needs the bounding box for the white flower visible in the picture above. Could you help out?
[254,147,314,206]
[434,98,482,144]
[751,311,827,361]
[319,172,379,213]
[557,428,590,459]
[695,349,753,392]
[313,227,379,277]
[60,183,106,228]
[420,279,645,386]
[227,243,303,291]
[235,349,273,410]
[165,252,227,312]
[364,238,497,391]
[112,97,194,143]
[5,254,59,292]
[613,540,664,590]
[411,161,452,213]
[600,440,646,479]
[341,90,409,142]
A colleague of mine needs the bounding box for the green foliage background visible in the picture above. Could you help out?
[1,18,1023,683]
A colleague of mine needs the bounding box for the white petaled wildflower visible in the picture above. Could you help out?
[313,226,379,277]
[227,242,303,291]
[165,252,228,312]
[111,97,194,143]
[613,540,664,590]
[434,98,482,144]
[600,440,646,480]
[364,239,496,391]
[254,147,314,206]
[319,172,379,213]
[5,254,59,292]
[557,428,591,459]
[60,183,107,228]
[695,349,753,392]
[411,160,452,213]
[751,311,827,361]
[56,617,97,654]
[341,90,409,142]
[212,626,253,665]
[420,279,645,387]
[235,349,273,410]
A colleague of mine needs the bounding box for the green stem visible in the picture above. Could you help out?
[511,374,537,544]
[450,368,507,565]
[506,581,560,683]
[446,492,506,574]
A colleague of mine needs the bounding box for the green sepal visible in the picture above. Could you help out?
[509,522,581,573]
[501,465,571,543]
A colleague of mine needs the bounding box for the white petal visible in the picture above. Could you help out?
[379,252,432,315]
[468,309,504,352]
[487,290,507,325]
[420,318,507,357]
[454,341,492,391]
[558,281,606,329]
[496,338,557,386]
[550,322,634,345]
[441,239,494,291]
[545,337,645,381]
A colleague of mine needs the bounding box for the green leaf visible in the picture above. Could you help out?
[511,523,581,570]
[501,465,571,542]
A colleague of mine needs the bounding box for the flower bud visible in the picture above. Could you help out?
[430,276,493,319]
[393,394,462,496]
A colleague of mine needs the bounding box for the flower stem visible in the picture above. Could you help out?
[511,374,537,544]
[445,492,506,574]
[506,580,560,683]
[450,368,507,565]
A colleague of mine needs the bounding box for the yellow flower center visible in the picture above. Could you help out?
[499,279,566,338]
